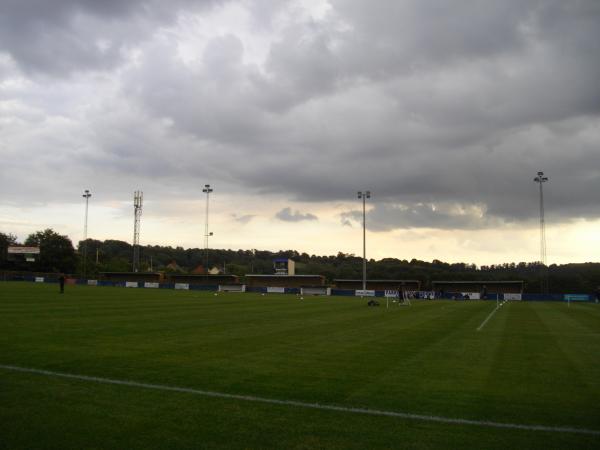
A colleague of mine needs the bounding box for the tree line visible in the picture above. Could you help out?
[1,229,599,293]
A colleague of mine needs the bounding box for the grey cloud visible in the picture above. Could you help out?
[331,1,532,69]
[232,214,255,224]
[1,0,600,233]
[341,202,502,232]
[275,207,317,222]
[0,0,222,76]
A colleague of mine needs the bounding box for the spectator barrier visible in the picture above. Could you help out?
[1,274,597,303]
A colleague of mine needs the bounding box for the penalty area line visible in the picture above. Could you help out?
[477,301,507,331]
[0,364,598,436]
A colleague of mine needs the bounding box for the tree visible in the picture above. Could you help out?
[17,233,599,293]
[225,263,248,277]
[25,229,76,273]
[0,232,18,268]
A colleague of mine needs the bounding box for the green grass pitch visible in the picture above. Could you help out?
[1,282,599,449]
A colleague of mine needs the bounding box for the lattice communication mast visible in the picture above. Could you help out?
[133,190,143,272]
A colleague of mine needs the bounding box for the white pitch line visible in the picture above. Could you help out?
[1,364,598,436]
[477,301,506,331]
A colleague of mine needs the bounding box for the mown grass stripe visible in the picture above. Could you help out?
[1,363,598,436]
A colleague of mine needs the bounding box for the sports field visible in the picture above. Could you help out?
[1,282,599,449]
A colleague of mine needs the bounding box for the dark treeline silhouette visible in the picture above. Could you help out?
[71,238,600,293]
[1,231,598,294]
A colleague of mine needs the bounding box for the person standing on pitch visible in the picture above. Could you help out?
[59,274,65,294]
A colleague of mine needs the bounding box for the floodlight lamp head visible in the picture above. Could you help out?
[357,191,362,198]
[366,191,371,198]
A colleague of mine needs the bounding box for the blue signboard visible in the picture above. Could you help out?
[564,294,589,302]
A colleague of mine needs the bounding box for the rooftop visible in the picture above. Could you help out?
[246,274,322,278]
[432,280,523,284]
[334,279,420,282]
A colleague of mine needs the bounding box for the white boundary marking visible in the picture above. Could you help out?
[1,364,598,436]
[477,301,507,331]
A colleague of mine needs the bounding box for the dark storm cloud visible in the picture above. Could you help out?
[2,0,599,232]
[341,202,502,232]
[0,0,221,75]
[275,208,318,222]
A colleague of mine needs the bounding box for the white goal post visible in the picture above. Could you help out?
[384,290,411,307]
[218,284,246,292]
[300,287,331,296]
[400,289,412,306]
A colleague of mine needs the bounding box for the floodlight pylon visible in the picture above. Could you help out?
[82,189,92,277]
[357,190,371,292]
[202,184,213,274]
[534,171,549,294]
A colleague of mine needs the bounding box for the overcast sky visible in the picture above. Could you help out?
[1,0,599,265]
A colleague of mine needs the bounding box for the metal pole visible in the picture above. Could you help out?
[82,190,91,277]
[362,193,366,291]
[534,172,549,295]
[205,190,209,270]
[357,191,370,292]
[202,184,213,275]
[539,181,544,265]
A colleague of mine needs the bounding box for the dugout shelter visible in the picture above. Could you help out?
[334,279,421,291]
[5,246,40,270]
[7,246,40,263]
[167,274,239,286]
[432,280,524,299]
[100,272,164,283]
